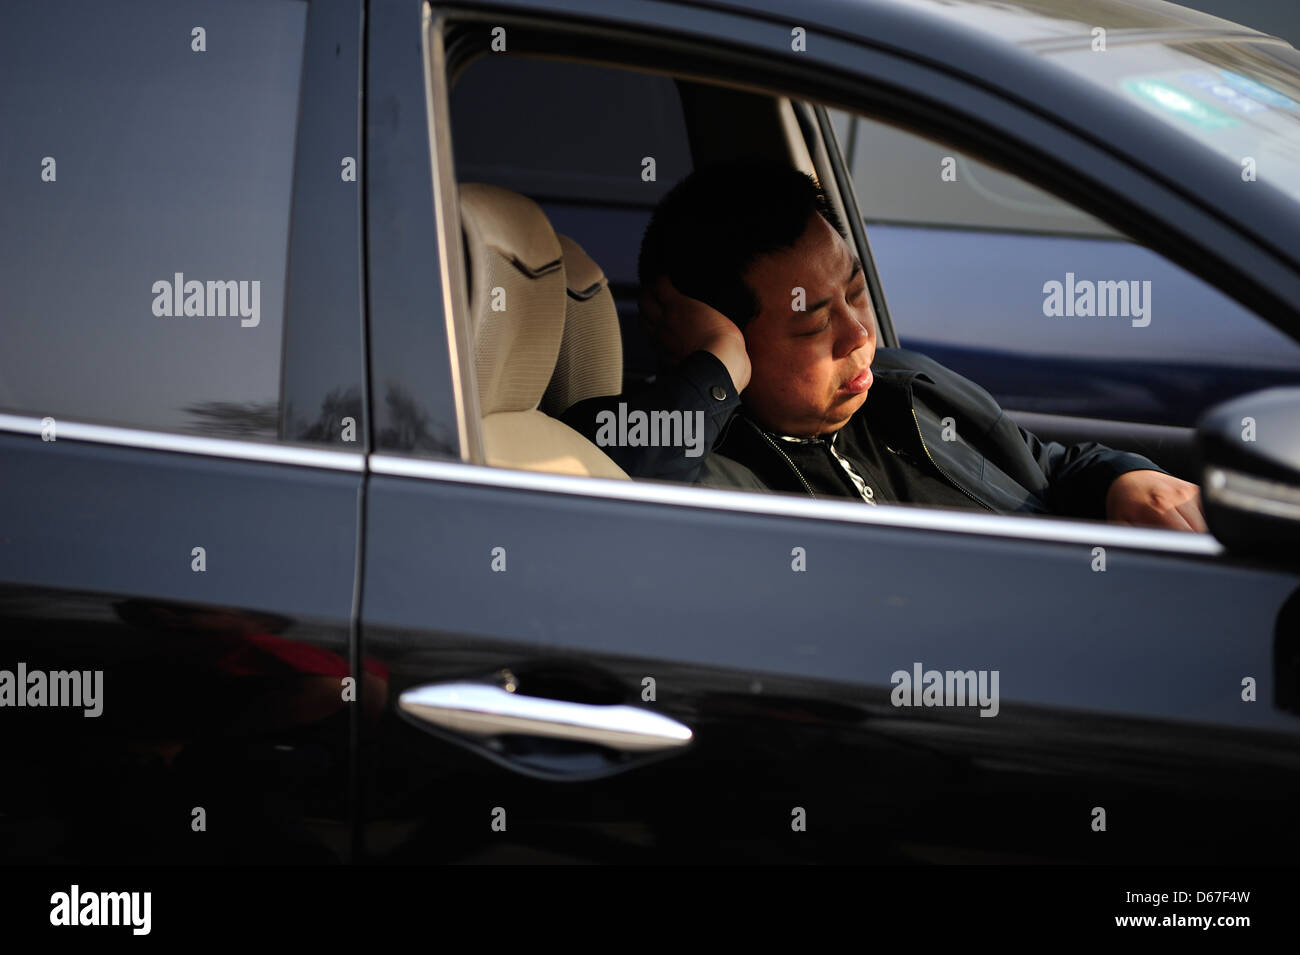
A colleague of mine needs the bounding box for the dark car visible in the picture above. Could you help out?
[2,0,1300,866]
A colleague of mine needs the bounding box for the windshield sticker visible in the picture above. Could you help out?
[1121,78,1238,130]
[1180,72,1269,114]
[1217,70,1298,110]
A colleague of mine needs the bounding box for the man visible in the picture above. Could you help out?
[561,160,1206,530]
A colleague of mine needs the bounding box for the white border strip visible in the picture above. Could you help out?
[0,413,364,472]
[370,453,1224,556]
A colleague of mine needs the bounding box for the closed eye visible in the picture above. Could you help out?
[799,315,831,336]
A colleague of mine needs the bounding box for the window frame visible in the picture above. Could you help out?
[410,1,1300,558]
[279,0,369,452]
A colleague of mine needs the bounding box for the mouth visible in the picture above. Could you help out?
[839,367,873,395]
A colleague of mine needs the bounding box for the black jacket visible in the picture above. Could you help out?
[562,347,1165,519]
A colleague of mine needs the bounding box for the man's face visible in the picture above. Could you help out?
[740,213,877,437]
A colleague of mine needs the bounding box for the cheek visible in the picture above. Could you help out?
[803,351,841,395]
[746,334,837,404]
[762,346,815,385]
[747,338,791,383]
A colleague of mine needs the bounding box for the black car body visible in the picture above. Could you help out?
[2,0,1300,864]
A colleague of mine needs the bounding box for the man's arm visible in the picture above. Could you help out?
[883,346,1206,530]
[562,277,752,482]
[1017,426,1160,519]
[1018,426,1205,530]
[561,350,742,483]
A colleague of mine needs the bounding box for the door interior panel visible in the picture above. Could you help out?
[1006,409,1199,482]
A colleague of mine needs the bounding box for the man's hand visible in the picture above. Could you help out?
[1105,469,1207,531]
[641,276,751,392]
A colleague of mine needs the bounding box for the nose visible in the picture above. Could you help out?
[834,305,873,358]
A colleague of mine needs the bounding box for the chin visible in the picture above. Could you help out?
[835,390,869,415]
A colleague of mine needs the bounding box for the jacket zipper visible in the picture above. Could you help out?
[910,407,995,512]
[747,409,993,511]
[750,422,818,499]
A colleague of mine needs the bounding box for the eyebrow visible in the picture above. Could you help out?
[798,258,864,318]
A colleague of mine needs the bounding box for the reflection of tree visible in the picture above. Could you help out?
[377,380,441,451]
[183,399,278,438]
[186,383,455,452]
[293,387,363,443]
[286,381,453,451]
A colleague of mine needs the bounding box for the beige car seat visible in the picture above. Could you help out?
[459,183,629,480]
[541,233,624,419]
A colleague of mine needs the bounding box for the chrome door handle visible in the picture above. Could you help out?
[398,682,693,753]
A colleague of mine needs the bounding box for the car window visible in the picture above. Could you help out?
[840,112,1118,238]
[435,33,1292,531]
[831,109,1300,426]
[0,0,307,439]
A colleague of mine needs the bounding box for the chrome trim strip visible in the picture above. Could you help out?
[370,453,1223,556]
[399,682,693,752]
[1206,465,1300,522]
[0,413,364,471]
[423,8,484,466]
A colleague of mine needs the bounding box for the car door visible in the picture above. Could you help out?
[358,0,1300,863]
[0,0,366,863]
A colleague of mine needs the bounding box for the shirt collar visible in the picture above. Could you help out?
[773,429,839,446]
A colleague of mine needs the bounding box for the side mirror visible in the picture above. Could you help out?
[1197,387,1300,559]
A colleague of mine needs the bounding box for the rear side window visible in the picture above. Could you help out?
[0,0,307,438]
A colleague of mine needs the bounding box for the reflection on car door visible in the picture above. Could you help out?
[360,463,1300,863]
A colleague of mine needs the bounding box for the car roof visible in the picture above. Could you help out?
[669,0,1288,65]
[813,0,1276,51]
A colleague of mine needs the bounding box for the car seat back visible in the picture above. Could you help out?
[459,183,629,480]
[541,234,624,418]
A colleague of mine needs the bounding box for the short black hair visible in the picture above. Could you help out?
[638,159,847,328]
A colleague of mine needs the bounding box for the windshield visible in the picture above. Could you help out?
[1049,39,1300,206]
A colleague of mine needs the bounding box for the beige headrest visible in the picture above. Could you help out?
[460,183,566,416]
[541,234,624,417]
